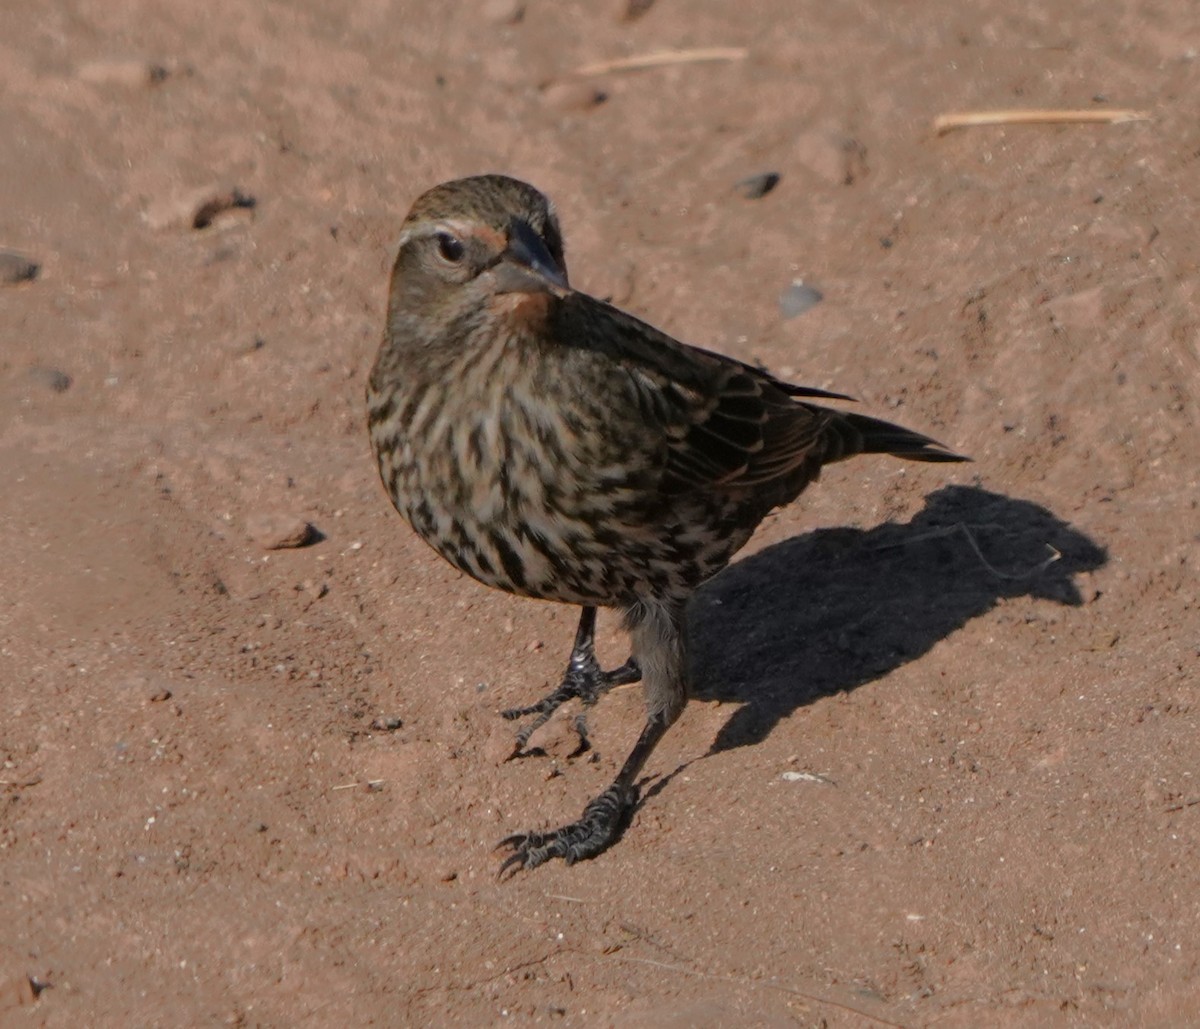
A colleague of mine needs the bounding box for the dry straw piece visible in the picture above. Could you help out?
[574,47,748,77]
[934,108,1150,134]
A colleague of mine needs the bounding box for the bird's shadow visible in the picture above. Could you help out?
[685,484,1108,756]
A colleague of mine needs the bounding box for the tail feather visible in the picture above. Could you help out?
[828,410,970,465]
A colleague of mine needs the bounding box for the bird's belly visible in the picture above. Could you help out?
[391,457,632,605]
[381,415,734,607]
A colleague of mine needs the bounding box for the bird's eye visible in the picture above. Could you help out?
[435,232,465,264]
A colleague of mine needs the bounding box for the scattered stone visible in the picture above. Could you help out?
[77,58,169,88]
[246,512,317,550]
[192,190,257,229]
[149,688,173,703]
[25,367,72,393]
[482,0,524,24]
[297,578,330,602]
[0,973,37,1010]
[370,716,404,732]
[220,337,267,358]
[484,720,522,766]
[841,137,868,185]
[0,251,39,285]
[794,127,866,186]
[612,0,656,20]
[779,280,824,319]
[734,172,780,199]
[780,770,833,784]
[524,706,590,761]
[541,81,608,113]
[144,187,256,232]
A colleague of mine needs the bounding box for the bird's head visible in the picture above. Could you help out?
[384,175,570,348]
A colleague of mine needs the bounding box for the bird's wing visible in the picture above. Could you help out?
[556,294,834,494]
[662,368,835,493]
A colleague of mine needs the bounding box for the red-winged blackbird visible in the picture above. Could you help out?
[367,174,968,874]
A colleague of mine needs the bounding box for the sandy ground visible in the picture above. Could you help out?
[3,2,1199,1025]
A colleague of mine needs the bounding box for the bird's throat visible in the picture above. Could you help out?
[488,291,553,332]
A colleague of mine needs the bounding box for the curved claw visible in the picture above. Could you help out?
[495,783,639,877]
[496,834,542,879]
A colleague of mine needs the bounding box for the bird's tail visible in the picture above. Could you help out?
[826,410,970,465]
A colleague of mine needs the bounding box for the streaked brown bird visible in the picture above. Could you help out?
[367,174,968,874]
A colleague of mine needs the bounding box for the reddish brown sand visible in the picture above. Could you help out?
[3,3,1197,1025]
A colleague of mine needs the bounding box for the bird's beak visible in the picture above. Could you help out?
[492,218,569,296]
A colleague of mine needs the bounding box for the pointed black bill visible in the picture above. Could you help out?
[493,218,568,295]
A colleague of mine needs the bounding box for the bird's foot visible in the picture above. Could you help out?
[497,782,638,876]
[502,656,640,755]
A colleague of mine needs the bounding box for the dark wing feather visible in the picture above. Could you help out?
[553,294,837,494]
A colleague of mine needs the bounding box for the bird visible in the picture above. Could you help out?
[366,174,968,875]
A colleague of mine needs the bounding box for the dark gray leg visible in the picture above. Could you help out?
[502,606,640,754]
[498,712,668,875]
[498,601,686,874]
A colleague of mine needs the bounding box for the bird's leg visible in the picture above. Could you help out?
[498,712,668,875]
[498,601,685,874]
[501,605,640,754]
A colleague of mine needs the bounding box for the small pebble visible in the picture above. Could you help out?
[484,723,521,766]
[612,0,656,20]
[734,172,781,199]
[794,127,862,186]
[0,972,37,1008]
[525,707,589,761]
[144,187,256,232]
[26,367,72,393]
[246,512,317,550]
[541,81,607,113]
[779,280,824,319]
[298,578,329,601]
[780,770,833,784]
[0,251,39,285]
[370,716,404,732]
[192,190,256,230]
[149,688,173,703]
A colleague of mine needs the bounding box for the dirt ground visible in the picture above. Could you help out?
[3,1,1198,1025]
